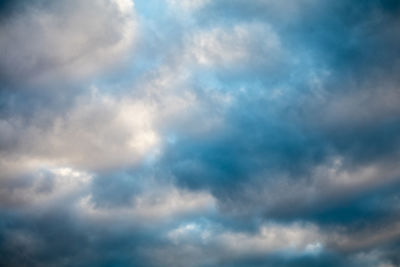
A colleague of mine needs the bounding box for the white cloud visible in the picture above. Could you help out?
[157,217,400,266]
[0,89,161,172]
[167,0,210,12]
[166,221,324,253]
[216,222,323,255]
[156,221,324,267]
[112,0,134,14]
[77,185,216,222]
[0,0,137,85]
[187,22,283,68]
[0,166,92,208]
[327,220,400,253]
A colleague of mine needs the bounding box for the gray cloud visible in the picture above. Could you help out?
[0,0,137,86]
[1,0,400,266]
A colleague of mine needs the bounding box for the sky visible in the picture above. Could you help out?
[0,0,400,266]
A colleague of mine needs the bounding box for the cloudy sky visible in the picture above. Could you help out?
[1,0,400,266]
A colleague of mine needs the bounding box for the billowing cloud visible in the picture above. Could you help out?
[0,0,137,85]
[1,0,400,266]
[187,22,283,68]
[78,185,216,223]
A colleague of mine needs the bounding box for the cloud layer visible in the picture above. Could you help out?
[1,0,400,266]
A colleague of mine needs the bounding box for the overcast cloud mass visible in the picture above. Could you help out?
[1,0,400,266]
